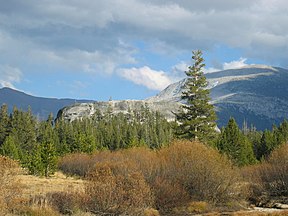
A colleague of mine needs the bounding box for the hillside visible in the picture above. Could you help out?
[0,87,93,120]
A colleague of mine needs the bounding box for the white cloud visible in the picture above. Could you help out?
[0,65,22,89]
[119,66,172,91]
[203,67,220,73]
[0,0,288,96]
[223,58,248,70]
[170,61,189,80]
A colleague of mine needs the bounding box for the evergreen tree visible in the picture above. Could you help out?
[259,129,277,159]
[175,50,217,142]
[0,135,21,160]
[0,104,10,146]
[10,107,37,153]
[275,119,288,145]
[35,114,58,176]
[54,118,71,155]
[216,118,256,166]
[27,144,44,176]
[246,129,262,160]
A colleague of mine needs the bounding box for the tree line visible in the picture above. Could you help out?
[0,104,174,176]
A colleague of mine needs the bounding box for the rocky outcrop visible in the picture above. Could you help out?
[57,100,180,122]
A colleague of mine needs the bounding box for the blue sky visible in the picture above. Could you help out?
[0,0,288,101]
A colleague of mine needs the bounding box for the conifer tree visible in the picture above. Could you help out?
[175,50,217,142]
[216,118,256,166]
[35,113,57,176]
[259,130,277,159]
[0,104,10,146]
[0,135,20,160]
[54,118,71,155]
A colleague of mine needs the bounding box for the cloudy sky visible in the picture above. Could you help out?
[0,0,288,100]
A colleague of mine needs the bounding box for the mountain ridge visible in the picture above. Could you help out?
[0,87,94,120]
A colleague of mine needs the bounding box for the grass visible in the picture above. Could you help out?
[17,171,85,198]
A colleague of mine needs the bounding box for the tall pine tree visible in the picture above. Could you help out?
[175,50,217,143]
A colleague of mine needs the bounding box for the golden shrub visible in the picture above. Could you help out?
[0,156,22,214]
[158,140,244,204]
[253,143,288,197]
[85,162,154,215]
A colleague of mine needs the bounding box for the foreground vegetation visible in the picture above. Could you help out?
[1,141,288,215]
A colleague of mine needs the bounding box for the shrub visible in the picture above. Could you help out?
[59,142,248,214]
[256,143,288,197]
[0,156,22,214]
[58,153,94,176]
[85,162,155,215]
[143,208,160,216]
[16,206,60,216]
[152,177,190,211]
[120,147,161,184]
[48,191,90,215]
[158,140,245,205]
[173,201,210,215]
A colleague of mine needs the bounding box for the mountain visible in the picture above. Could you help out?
[0,87,93,120]
[58,65,288,130]
[148,65,288,130]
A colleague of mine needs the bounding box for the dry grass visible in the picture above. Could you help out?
[8,171,86,215]
[0,156,23,215]
[17,171,85,198]
[182,209,288,216]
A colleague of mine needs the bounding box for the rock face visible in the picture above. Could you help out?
[57,100,180,122]
[58,65,288,130]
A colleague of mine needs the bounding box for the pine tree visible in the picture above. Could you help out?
[0,104,10,146]
[259,129,277,159]
[175,50,217,142]
[35,113,57,176]
[0,135,21,160]
[216,118,256,166]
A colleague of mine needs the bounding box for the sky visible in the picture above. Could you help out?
[0,0,288,101]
